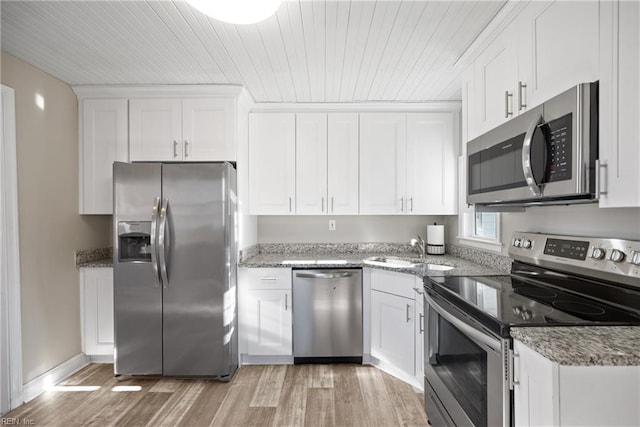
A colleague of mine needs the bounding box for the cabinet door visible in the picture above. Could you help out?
[296,113,328,214]
[248,113,296,214]
[406,113,456,214]
[513,339,557,427]
[370,290,415,378]
[80,99,128,214]
[599,0,640,207]
[328,113,359,214]
[246,289,292,356]
[414,285,424,383]
[461,66,478,142]
[182,98,235,161]
[360,113,407,214]
[474,26,518,133]
[81,268,114,356]
[518,1,599,110]
[129,98,182,161]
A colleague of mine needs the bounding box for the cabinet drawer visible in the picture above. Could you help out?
[246,268,292,290]
[370,269,417,299]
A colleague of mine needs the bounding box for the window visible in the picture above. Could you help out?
[457,208,503,252]
[475,212,498,240]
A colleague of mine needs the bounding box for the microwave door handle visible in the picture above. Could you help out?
[158,198,170,288]
[522,114,544,197]
[150,196,161,288]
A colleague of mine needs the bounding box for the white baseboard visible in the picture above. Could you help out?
[89,355,113,364]
[21,353,91,404]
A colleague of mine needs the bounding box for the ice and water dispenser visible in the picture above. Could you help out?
[118,221,152,262]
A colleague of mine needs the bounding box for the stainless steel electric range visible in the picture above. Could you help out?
[422,232,640,427]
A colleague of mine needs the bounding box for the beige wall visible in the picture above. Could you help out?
[258,215,445,243]
[1,52,111,383]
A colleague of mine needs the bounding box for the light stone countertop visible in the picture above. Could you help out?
[511,326,640,366]
[239,251,505,278]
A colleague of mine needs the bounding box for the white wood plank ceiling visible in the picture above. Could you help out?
[1,0,506,102]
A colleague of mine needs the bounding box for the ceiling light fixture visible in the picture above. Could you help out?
[187,0,281,25]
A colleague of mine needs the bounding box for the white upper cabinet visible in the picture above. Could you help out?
[518,1,599,110]
[130,98,182,161]
[296,113,328,215]
[182,98,235,161]
[249,109,457,215]
[407,113,457,214]
[464,1,600,139]
[360,112,457,215]
[79,98,128,214]
[328,113,359,214]
[360,113,407,214]
[474,25,519,135]
[599,0,640,207]
[249,112,296,215]
[130,97,236,162]
[296,112,359,215]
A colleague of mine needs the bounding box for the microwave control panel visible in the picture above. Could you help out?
[545,113,573,182]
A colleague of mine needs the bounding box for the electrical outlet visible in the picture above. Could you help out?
[329,220,336,231]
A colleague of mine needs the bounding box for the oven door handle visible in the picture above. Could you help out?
[522,114,544,197]
[425,292,501,353]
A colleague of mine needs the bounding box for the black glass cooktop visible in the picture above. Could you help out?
[425,266,640,337]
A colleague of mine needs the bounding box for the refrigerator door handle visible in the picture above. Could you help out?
[150,196,162,287]
[158,197,170,288]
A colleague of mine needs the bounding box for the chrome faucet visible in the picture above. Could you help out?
[410,235,426,260]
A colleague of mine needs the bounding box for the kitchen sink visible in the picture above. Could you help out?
[364,256,422,268]
[423,264,454,271]
[364,256,454,271]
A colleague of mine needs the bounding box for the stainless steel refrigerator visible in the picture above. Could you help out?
[113,162,237,379]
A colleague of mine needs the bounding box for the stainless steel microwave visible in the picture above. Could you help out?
[467,82,599,208]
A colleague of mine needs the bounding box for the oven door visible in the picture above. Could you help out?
[423,290,511,427]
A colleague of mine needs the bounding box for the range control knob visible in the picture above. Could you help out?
[521,239,532,249]
[609,249,626,263]
[513,238,522,247]
[591,247,606,260]
[629,251,640,266]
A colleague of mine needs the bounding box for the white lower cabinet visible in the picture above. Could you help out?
[369,269,423,389]
[80,267,114,357]
[240,268,293,359]
[414,286,424,383]
[514,339,640,427]
[246,290,292,356]
[370,290,415,377]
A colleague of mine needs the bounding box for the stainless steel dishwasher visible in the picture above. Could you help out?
[293,269,363,364]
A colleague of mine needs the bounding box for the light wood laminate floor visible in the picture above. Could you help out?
[6,364,429,426]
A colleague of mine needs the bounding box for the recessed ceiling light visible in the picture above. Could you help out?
[187,0,281,25]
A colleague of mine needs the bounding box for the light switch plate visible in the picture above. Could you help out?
[329,220,336,231]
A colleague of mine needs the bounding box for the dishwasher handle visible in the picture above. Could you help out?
[295,271,354,279]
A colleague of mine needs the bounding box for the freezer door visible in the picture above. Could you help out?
[161,163,237,377]
[113,162,163,375]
